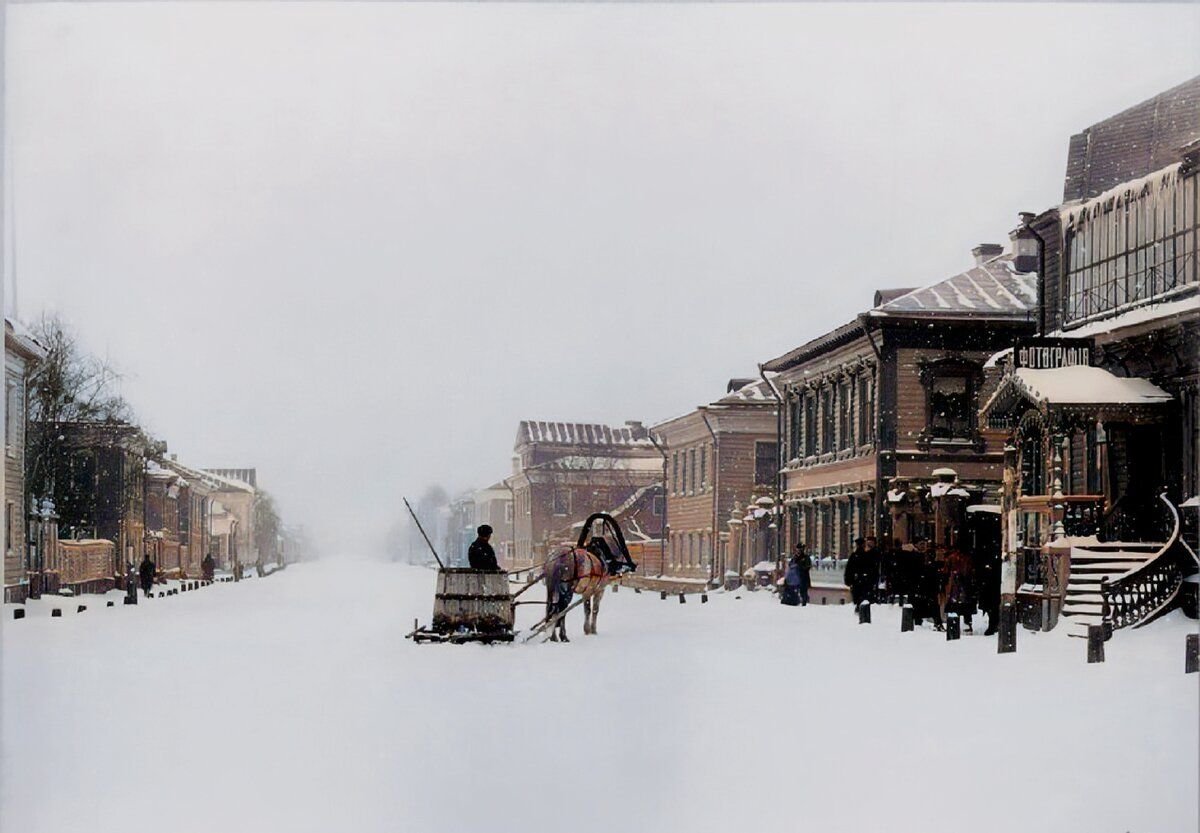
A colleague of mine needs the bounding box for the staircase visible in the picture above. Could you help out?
[1061,542,1161,637]
[1060,494,1186,638]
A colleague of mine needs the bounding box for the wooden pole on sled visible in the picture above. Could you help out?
[403,497,446,569]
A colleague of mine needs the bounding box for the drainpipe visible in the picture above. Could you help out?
[700,408,719,585]
[758,364,784,568]
[858,313,885,539]
[646,430,669,578]
[1022,213,1049,336]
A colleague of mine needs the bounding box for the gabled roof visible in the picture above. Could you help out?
[516,421,652,448]
[715,376,776,405]
[761,318,863,373]
[981,366,1173,420]
[869,254,1037,319]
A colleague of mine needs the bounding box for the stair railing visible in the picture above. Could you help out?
[1100,493,1185,631]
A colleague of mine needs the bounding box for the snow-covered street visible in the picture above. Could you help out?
[3,559,1197,833]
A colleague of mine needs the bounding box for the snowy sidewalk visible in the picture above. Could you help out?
[3,558,1196,833]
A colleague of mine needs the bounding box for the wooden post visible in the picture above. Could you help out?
[679,593,686,604]
[901,605,914,632]
[858,603,871,624]
[660,590,667,600]
[1100,577,1112,641]
[51,608,61,617]
[946,613,960,640]
[1087,625,1105,663]
[107,601,114,607]
[77,605,86,613]
[633,587,641,594]
[1186,634,1198,674]
[701,593,708,604]
[998,603,1017,653]
[124,597,136,605]
[821,596,826,605]
[13,608,24,619]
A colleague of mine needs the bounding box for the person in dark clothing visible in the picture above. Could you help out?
[201,553,216,582]
[781,543,812,607]
[467,524,500,571]
[843,538,879,609]
[138,554,156,597]
[911,541,945,630]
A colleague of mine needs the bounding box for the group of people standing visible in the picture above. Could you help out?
[779,536,1001,635]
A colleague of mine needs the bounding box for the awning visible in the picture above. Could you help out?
[982,365,1173,422]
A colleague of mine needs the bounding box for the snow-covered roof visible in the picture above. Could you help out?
[983,366,1174,415]
[516,421,652,448]
[1052,293,1199,339]
[532,455,662,473]
[715,376,777,405]
[869,254,1037,318]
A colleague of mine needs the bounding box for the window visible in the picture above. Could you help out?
[820,386,835,453]
[840,379,853,450]
[699,446,707,491]
[672,452,680,494]
[804,392,817,457]
[920,360,980,444]
[858,373,874,444]
[504,502,514,524]
[652,495,664,517]
[5,378,20,454]
[754,442,778,488]
[5,501,14,554]
[1063,168,1198,324]
[552,490,571,516]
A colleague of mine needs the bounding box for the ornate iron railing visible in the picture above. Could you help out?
[1100,494,1185,631]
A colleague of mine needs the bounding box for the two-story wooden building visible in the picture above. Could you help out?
[4,318,46,602]
[651,378,778,582]
[765,242,1038,559]
[509,420,662,569]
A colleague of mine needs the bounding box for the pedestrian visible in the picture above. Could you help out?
[468,524,500,571]
[911,540,944,630]
[974,544,1001,635]
[843,537,879,610]
[781,543,812,607]
[201,552,216,582]
[138,554,156,598]
[945,548,976,633]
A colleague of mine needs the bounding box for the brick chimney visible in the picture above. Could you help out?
[624,420,648,440]
[972,243,1004,266]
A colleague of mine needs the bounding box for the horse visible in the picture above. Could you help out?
[539,513,637,642]
[542,546,610,641]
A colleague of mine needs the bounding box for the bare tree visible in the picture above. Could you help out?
[25,313,136,500]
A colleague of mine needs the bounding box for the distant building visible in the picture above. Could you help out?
[651,378,778,582]
[444,492,475,568]
[202,469,258,573]
[4,319,45,603]
[509,421,662,568]
[474,482,514,568]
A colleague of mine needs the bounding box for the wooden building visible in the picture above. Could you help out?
[44,421,152,587]
[651,378,778,582]
[4,319,45,602]
[509,420,662,569]
[764,243,1038,560]
[981,76,1200,635]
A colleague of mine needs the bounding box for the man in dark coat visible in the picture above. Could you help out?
[843,537,879,609]
[201,552,216,582]
[138,554,156,597]
[467,524,500,571]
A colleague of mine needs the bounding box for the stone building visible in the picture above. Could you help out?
[764,243,1038,560]
[4,318,45,602]
[202,469,258,574]
[509,420,662,569]
[651,377,778,582]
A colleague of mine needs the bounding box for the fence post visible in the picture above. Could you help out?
[998,602,1017,654]
[858,603,871,624]
[946,613,961,640]
[1087,625,1106,663]
[1186,634,1199,674]
[901,605,914,632]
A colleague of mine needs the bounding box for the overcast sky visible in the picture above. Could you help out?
[6,2,1199,554]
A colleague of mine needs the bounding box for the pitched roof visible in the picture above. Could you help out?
[516,421,652,447]
[869,254,1037,319]
[715,376,776,405]
[1064,74,1200,202]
